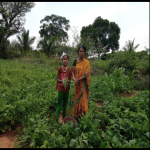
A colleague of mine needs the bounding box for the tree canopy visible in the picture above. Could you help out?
[39,14,70,42]
[80,16,120,53]
[0,2,35,58]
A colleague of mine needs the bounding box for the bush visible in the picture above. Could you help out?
[136,50,148,59]
[108,51,137,72]
[5,49,21,59]
[136,59,149,73]
[131,75,149,91]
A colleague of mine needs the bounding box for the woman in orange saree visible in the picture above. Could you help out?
[72,45,90,118]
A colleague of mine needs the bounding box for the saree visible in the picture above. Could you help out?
[72,58,90,118]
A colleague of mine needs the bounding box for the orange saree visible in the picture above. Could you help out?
[72,58,90,118]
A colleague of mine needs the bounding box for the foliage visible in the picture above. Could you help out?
[136,59,149,73]
[108,50,138,72]
[37,36,61,57]
[122,38,140,53]
[131,75,149,91]
[0,55,149,148]
[80,16,120,53]
[39,14,70,42]
[0,2,35,58]
[136,50,148,59]
[12,29,36,54]
[89,67,137,103]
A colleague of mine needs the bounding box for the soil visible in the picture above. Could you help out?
[59,113,63,124]
[0,130,16,148]
[0,125,23,148]
[122,90,137,98]
[96,102,103,113]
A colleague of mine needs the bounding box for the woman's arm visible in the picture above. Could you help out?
[80,75,85,80]
[72,66,75,81]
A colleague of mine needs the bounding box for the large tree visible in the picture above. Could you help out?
[12,29,36,53]
[80,16,120,54]
[0,2,35,58]
[39,14,70,42]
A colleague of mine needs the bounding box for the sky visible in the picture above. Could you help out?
[8,2,149,52]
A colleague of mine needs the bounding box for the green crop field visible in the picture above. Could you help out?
[0,54,149,148]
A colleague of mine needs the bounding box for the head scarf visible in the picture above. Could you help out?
[60,52,68,59]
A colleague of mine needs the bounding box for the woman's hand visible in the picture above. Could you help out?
[72,76,75,81]
[75,78,80,85]
[57,79,63,83]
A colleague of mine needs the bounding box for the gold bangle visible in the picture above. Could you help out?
[80,77,82,80]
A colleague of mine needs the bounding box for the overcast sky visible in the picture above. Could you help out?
[9,2,149,52]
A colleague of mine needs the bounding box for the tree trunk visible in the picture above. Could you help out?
[0,42,7,59]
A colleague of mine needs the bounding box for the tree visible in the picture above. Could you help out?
[122,38,140,53]
[80,16,120,54]
[0,2,35,58]
[37,36,61,57]
[39,14,70,42]
[12,29,36,53]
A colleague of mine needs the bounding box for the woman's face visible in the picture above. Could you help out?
[79,47,85,58]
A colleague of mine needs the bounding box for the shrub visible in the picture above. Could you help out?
[131,75,149,91]
[108,50,137,72]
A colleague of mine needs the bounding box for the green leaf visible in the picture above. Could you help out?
[69,139,77,147]
[112,136,119,146]
[82,140,88,147]
[30,118,35,122]
[124,108,129,113]
[29,141,35,147]
[145,132,149,138]
[62,144,68,148]
[102,131,105,137]
[120,126,125,130]
[43,140,48,146]
[57,134,63,141]
[89,132,94,136]
[129,139,136,145]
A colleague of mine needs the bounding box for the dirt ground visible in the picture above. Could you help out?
[0,90,137,148]
[0,130,16,148]
[59,114,63,124]
[122,90,137,98]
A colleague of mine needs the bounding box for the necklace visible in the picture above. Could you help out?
[62,65,68,72]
